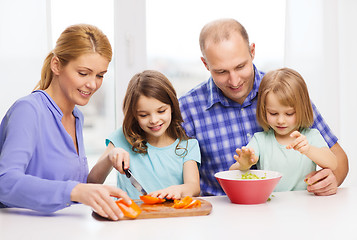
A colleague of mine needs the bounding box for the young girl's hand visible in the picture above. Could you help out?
[149,185,184,200]
[108,148,130,174]
[286,131,310,155]
[230,146,258,170]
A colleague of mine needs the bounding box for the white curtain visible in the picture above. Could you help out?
[0,0,50,118]
[285,0,357,187]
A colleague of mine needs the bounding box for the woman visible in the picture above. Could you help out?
[0,24,130,221]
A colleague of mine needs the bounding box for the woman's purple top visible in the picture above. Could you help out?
[0,90,88,213]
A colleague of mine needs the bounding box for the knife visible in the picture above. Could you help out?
[122,162,148,195]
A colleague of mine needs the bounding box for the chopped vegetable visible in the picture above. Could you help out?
[172,196,201,209]
[140,195,166,204]
[240,172,266,179]
[115,199,142,219]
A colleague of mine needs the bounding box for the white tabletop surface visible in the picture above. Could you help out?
[1,187,356,240]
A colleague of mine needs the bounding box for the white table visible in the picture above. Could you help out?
[1,187,356,240]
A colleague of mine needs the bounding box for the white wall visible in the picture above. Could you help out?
[113,0,147,128]
[0,0,49,117]
[285,0,357,187]
[337,0,357,187]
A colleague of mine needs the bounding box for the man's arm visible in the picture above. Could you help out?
[330,142,349,185]
[305,142,348,195]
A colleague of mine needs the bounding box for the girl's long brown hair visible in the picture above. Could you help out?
[122,70,189,155]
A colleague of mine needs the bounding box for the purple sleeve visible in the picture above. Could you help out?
[0,100,79,213]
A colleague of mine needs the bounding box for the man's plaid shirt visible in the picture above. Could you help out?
[179,65,338,196]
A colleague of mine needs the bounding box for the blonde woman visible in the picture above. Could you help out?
[230,68,337,191]
[0,24,130,220]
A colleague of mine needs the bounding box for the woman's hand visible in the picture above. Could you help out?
[70,183,131,220]
[108,148,130,174]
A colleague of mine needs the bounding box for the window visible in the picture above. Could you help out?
[146,0,286,97]
[51,0,115,182]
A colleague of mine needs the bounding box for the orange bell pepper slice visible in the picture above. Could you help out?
[140,195,166,204]
[172,196,195,209]
[183,199,201,209]
[115,199,142,219]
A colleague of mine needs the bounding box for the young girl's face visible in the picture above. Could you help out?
[136,95,172,143]
[265,92,298,138]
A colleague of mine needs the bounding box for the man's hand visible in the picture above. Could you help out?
[305,168,338,196]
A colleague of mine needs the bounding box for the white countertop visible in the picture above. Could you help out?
[1,187,356,240]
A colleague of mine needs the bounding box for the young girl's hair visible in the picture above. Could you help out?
[256,68,314,131]
[122,70,189,155]
[34,24,112,90]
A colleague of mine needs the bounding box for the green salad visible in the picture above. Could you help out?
[239,172,267,179]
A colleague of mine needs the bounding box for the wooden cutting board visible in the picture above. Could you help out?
[92,197,212,221]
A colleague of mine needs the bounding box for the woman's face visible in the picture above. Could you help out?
[51,52,109,109]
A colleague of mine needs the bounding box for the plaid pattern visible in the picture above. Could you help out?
[179,65,338,196]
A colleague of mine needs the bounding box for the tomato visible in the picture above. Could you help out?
[140,195,166,204]
[115,199,142,219]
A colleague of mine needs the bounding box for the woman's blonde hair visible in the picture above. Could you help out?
[122,70,189,155]
[34,24,112,90]
[256,68,314,131]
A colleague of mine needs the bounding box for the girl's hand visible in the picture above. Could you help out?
[70,183,131,221]
[286,131,310,155]
[149,185,184,200]
[108,148,130,174]
[231,147,258,170]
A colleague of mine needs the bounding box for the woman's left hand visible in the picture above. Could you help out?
[71,183,131,220]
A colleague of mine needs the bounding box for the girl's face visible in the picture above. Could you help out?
[50,52,109,110]
[265,92,298,139]
[136,95,172,144]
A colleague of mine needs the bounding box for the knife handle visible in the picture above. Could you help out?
[122,161,131,178]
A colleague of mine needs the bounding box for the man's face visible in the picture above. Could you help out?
[202,33,255,105]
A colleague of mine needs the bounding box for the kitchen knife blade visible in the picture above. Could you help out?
[122,162,147,195]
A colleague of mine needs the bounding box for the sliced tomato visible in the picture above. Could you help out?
[140,195,166,204]
[115,199,142,219]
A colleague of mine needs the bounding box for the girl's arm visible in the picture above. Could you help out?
[287,131,337,170]
[230,147,259,171]
[88,143,130,184]
[87,143,115,184]
[149,160,200,199]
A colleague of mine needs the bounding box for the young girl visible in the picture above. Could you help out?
[88,70,201,199]
[229,68,337,191]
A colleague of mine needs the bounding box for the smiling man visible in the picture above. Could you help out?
[179,18,348,196]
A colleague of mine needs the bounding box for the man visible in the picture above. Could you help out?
[179,18,348,196]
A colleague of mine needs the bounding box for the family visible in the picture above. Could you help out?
[0,19,348,220]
